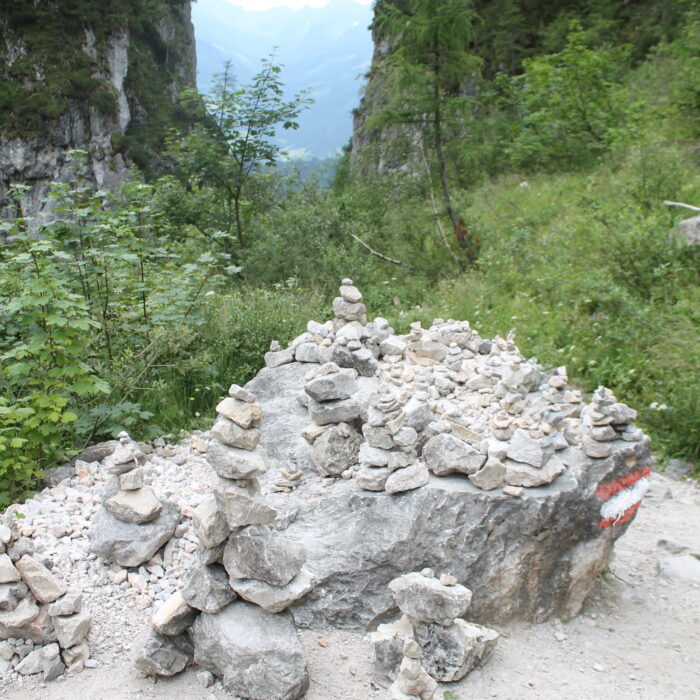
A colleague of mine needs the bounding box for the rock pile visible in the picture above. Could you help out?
[0,514,91,681]
[89,431,179,567]
[135,385,310,700]
[373,569,498,688]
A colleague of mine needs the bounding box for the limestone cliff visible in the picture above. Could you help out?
[0,1,196,219]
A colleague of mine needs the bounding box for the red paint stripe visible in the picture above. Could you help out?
[596,466,650,501]
[599,501,641,529]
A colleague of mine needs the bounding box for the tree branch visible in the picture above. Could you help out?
[347,231,414,269]
[663,200,700,213]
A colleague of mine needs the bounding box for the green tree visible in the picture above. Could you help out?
[508,23,633,170]
[372,0,481,262]
[166,57,312,261]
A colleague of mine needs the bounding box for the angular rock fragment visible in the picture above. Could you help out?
[182,562,236,614]
[133,629,191,677]
[308,422,361,476]
[105,486,162,524]
[152,591,197,636]
[207,439,269,479]
[305,368,358,402]
[214,478,277,529]
[229,569,315,613]
[0,554,21,583]
[212,416,261,450]
[308,396,361,426]
[192,602,309,700]
[15,556,65,604]
[389,572,472,626]
[216,397,262,429]
[385,463,430,494]
[53,610,91,649]
[223,526,306,587]
[89,501,180,568]
[192,495,231,548]
[422,434,486,476]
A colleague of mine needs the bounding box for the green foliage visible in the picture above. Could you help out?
[508,24,637,170]
[164,58,312,259]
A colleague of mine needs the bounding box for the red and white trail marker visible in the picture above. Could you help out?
[596,466,651,529]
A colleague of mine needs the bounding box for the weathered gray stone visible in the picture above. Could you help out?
[229,383,255,403]
[53,610,90,648]
[308,422,361,476]
[422,434,486,476]
[229,569,315,613]
[330,344,377,377]
[582,436,612,459]
[216,397,262,429]
[207,440,269,480]
[119,467,144,491]
[308,396,361,425]
[62,640,89,675]
[363,424,394,449]
[414,619,499,681]
[152,591,197,636]
[359,443,392,467]
[223,526,306,586]
[389,572,472,626]
[380,337,408,357]
[0,603,56,643]
[469,458,506,491]
[16,555,66,603]
[16,647,43,675]
[503,457,566,488]
[105,486,162,524]
[264,347,295,368]
[211,416,261,450]
[192,495,230,548]
[657,555,700,582]
[133,630,190,677]
[332,297,366,321]
[42,653,65,681]
[305,369,358,402]
[678,214,700,246]
[506,429,546,468]
[214,478,277,529]
[385,463,429,494]
[89,501,180,568]
[356,466,391,491]
[182,562,236,613]
[372,616,414,676]
[192,602,309,700]
[0,554,20,583]
[46,590,82,617]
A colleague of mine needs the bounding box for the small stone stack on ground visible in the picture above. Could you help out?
[303,362,362,478]
[89,432,180,568]
[372,569,499,690]
[0,514,91,681]
[134,385,311,700]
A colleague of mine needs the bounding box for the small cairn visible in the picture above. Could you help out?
[373,569,499,687]
[581,386,642,459]
[303,362,362,478]
[89,432,179,568]
[388,638,437,700]
[135,385,311,700]
[0,514,91,680]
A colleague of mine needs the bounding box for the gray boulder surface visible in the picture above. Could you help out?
[245,360,652,629]
[89,501,180,568]
[192,601,309,700]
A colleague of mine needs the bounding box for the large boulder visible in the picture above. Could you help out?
[89,501,179,568]
[192,601,309,700]
[245,361,652,629]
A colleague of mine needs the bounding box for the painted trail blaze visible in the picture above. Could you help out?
[596,466,651,529]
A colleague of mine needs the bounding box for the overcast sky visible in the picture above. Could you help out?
[223,0,372,10]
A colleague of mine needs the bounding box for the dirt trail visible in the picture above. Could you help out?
[3,470,699,700]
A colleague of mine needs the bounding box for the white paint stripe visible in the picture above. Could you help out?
[600,477,650,522]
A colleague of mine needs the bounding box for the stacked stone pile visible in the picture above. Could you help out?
[303,363,363,478]
[89,431,179,567]
[0,514,91,681]
[581,386,642,459]
[373,569,499,691]
[135,385,310,700]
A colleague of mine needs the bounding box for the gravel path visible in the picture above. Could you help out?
[1,436,698,700]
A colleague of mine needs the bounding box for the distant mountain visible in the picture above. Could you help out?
[192,0,373,157]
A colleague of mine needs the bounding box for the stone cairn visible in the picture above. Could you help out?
[0,513,91,681]
[373,569,499,696]
[89,431,180,568]
[259,278,645,498]
[135,385,310,700]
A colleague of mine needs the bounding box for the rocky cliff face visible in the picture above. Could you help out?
[0,1,196,220]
